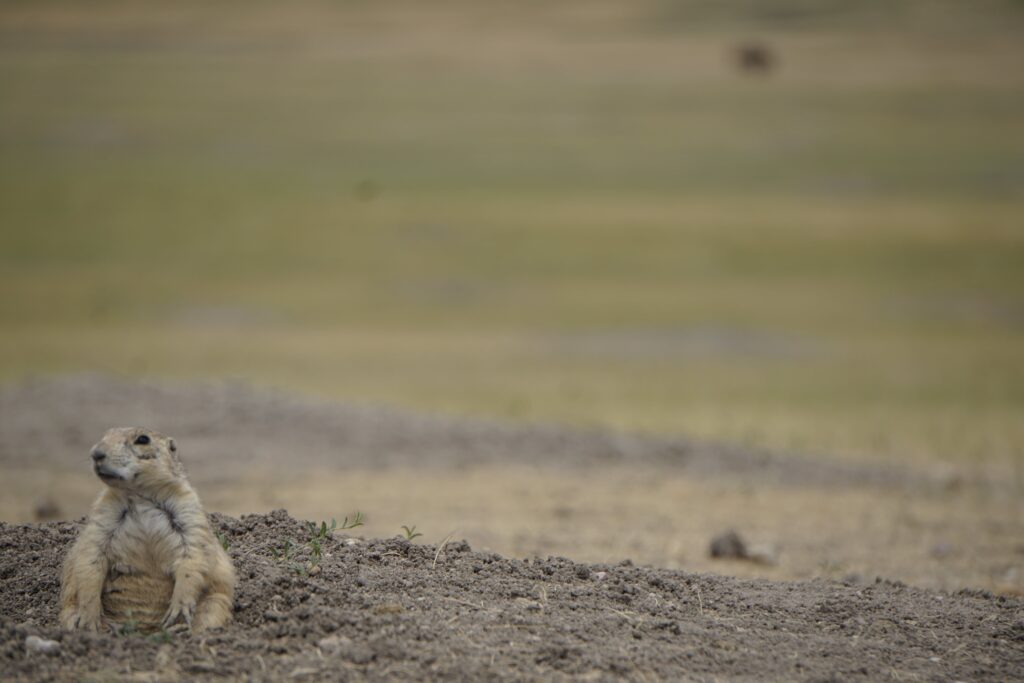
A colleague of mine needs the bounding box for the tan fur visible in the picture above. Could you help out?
[59,428,236,633]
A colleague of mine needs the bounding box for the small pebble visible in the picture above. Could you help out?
[318,634,352,655]
[25,635,60,656]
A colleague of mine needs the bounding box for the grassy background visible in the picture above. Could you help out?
[1,0,1023,466]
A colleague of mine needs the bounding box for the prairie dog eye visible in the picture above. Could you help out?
[134,434,151,446]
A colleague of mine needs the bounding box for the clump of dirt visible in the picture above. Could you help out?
[2,511,1021,681]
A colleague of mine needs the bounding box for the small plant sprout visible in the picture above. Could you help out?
[301,519,339,565]
[148,629,174,644]
[217,532,230,551]
[306,519,337,540]
[401,525,423,541]
[117,612,140,637]
[321,519,337,538]
[272,538,294,561]
[339,512,365,530]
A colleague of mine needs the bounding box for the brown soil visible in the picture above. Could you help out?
[2,510,1022,682]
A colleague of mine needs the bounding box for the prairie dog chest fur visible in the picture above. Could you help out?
[106,497,191,577]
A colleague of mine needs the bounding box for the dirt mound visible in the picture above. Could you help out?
[2,511,1021,681]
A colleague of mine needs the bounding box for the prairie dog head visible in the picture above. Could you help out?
[89,427,184,492]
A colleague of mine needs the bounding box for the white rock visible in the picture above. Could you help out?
[25,635,60,655]
[317,634,353,655]
[747,543,780,566]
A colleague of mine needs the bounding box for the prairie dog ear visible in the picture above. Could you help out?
[167,438,186,477]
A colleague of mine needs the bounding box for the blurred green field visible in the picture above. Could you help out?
[1,0,1023,467]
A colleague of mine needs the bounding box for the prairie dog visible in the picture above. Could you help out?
[59,428,235,633]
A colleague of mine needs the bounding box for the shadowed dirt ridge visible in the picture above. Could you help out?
[0,374,955,489]
[2,511,1022,682]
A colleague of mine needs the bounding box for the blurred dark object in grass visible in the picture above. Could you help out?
[734,41,776,75]
[354,179,381,202]
[710,530,778,565]
[710,529,748,558]
[33,499,62,522]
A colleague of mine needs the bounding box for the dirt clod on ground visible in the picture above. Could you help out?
[2,511,1021,682]
[709,530,748,560]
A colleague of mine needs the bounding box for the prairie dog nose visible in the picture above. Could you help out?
[91,450,107,463]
